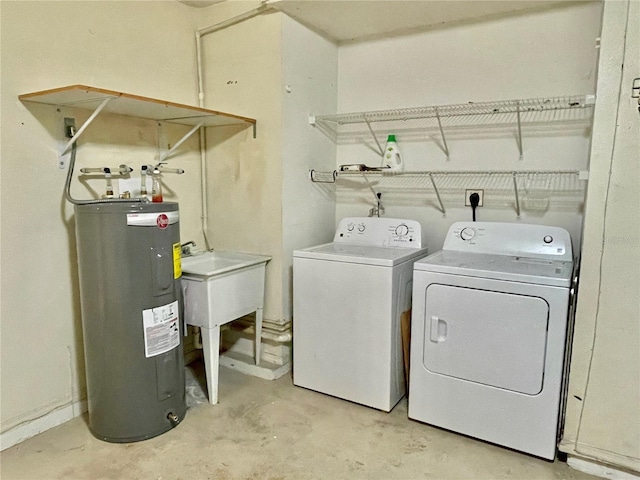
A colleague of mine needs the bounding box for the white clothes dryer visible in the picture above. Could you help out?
[293,217,428,412]
[408,222,574,460]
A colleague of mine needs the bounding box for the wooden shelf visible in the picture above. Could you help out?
[20,85,257,168]
[19,85,256,129]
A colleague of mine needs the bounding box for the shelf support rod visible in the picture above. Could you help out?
[361,173,379,199]
[512,172,521,218]
[59,97,112,165]
[429,173,446,216]
[158,121,205,163]
[516,101,524,161]
[363,115,384,156]
[435,108,450,160]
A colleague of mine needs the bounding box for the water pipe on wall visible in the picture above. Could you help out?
[65,143,145,205]
[194,2,272,252]
[191,4,279,353]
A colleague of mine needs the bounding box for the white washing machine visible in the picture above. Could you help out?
[293,217,428,412]
[408,221,574,460]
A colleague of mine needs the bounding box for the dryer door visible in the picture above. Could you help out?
[423,284,548,395]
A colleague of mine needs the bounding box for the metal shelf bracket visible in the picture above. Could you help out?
[516,101,524,161]
[434,107,450,160]
[363,115,384,156]
[159,121,205,163]
[512,172,521,218]
[429,173,446,216]
[59,97,112,168]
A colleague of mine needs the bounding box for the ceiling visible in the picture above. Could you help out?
[180,0,593,44]
[179,0,224,7]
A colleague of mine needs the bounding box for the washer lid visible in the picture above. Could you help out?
[293,242,429,267]
[414,250,572,287]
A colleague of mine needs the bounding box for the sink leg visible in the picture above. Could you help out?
[200,326,220,405]
[255,308,263,366]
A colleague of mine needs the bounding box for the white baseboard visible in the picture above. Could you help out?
[0,399,87,451]
[568,456,640,480]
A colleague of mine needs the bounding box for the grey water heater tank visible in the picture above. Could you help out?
[74,202,186,442]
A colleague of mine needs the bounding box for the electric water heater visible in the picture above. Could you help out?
[74,201,186,442]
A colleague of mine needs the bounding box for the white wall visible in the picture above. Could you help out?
[0,0,208,445]
[197,2,284,323]
[196,4,338,327]
[281,15,338,322]
[333,2,602,252]
[560,0,640,472]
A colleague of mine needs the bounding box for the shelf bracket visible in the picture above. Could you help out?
[429,173,446,216]
[516,101,524,161]
[158,121,204,163]
[435,108,450,160]
[363,115,384,156]
[512,172,521,218]
[361,173,379,197]
[59,97,112,168]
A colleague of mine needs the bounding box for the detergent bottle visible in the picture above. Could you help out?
[381,134,403,173]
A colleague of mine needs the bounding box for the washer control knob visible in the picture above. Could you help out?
[347,223,355,232]
[357,223,366,233]
[543,235,553,244]
[395,224,409,236]
[460,227,476,241]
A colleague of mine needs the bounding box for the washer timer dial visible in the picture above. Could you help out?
[395,224,409,236]
[460,227,476,241]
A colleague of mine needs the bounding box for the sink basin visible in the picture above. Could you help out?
[182,251,271,278]
[180,250,271,405]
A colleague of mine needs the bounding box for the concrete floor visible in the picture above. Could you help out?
[2,362,596,480]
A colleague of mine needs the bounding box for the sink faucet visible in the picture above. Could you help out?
[181,241,196,256]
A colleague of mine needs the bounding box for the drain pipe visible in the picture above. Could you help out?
[259,329,292,343]
[191,3,274,344]
[195,29,212,251]
[195,3,271,252]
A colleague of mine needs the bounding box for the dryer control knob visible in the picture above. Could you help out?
[460,227,476,241]
[347,223,355,232]
[543,235,553,244]
[357,223,366,233]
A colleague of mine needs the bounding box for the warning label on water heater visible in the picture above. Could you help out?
[142,301,180,358]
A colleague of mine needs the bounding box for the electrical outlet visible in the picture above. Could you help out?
[64,117,76,138]
[465,189,484,207]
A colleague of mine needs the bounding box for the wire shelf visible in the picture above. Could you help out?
[312,95,594,127]
[310,169,588,217]
[310,95,595,158]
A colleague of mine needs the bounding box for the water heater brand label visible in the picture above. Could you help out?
[127,211,179,227]
[157,214,169,229]
[142,300,180,358]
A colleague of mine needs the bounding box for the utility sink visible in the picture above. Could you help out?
[181,251,271,278]
[180,251,271,405]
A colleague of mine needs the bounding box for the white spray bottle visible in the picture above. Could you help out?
[381,134,403,173]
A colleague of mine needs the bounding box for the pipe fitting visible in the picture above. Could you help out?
[167,412,179,423]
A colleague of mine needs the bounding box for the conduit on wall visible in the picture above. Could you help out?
[192,3,283,348]
[194,3,272,251]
